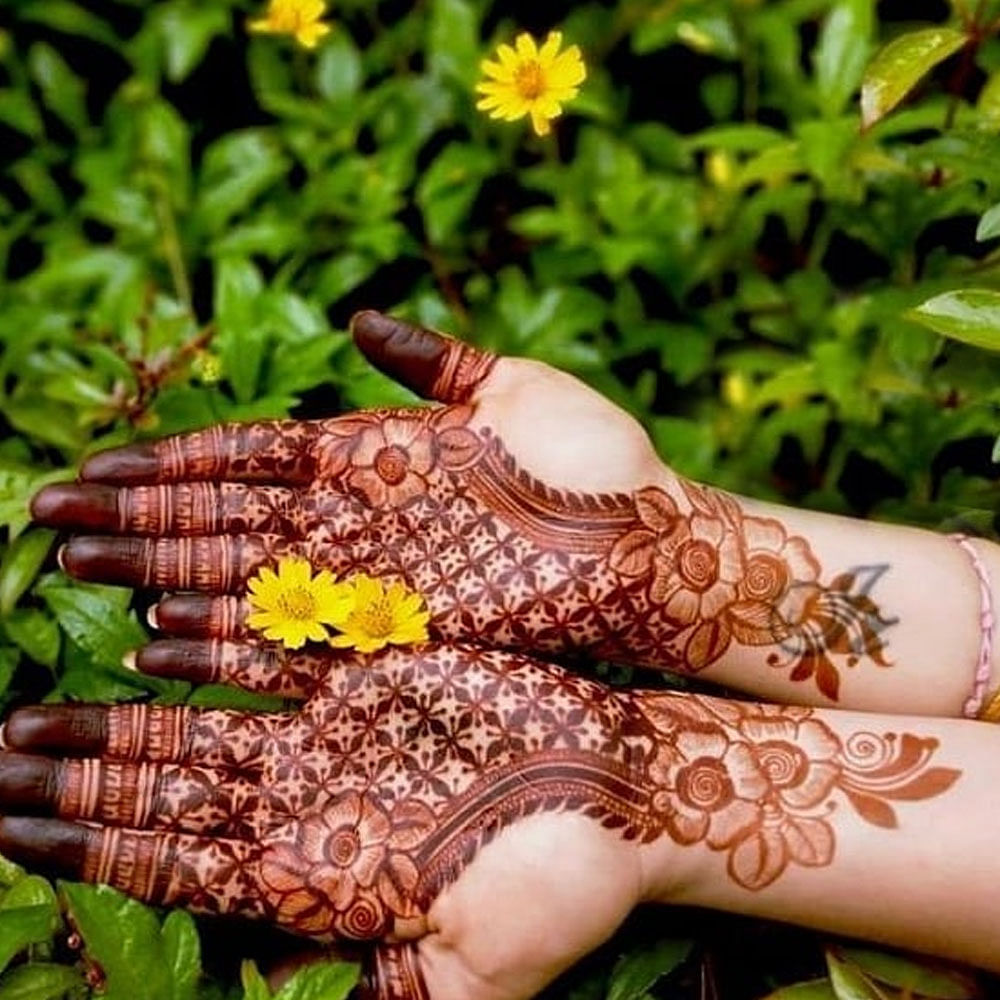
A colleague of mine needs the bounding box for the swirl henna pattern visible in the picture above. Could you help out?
[0,645,959,997]
[39,404,892,700]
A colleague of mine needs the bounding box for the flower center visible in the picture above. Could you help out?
[677,539,719,592]
[356,598,396,638]
[328,828,361,868]
[754,741,808,788]
[676,757,734,811]
[276,586,318,621]
[374,445,410,485]
[515,61,546,100]
[269,0,304,30]
[743,553,788,602]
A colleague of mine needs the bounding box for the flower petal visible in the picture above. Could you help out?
[515,32,538,60]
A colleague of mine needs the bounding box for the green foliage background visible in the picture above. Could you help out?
[0,0,998,996]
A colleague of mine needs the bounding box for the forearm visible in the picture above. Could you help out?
[625,464,998,717]
[633,694,1000,971]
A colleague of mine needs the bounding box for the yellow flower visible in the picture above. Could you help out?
[247,557,353,649]
[476,31,586,137]
[247,0,331,49]
[327,574,431,654]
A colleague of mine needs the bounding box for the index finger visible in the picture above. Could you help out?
[79,421,321,486]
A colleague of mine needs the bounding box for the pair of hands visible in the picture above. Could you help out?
[0,312,894,998]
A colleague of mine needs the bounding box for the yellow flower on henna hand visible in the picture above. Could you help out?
[476,31,586,137]
[248,0,332,48]
[328,574,430,654]
[247,557,354,649]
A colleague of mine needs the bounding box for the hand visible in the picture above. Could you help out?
[0,636,964,994]
[31,312,889,696]
[0,641,664,1000]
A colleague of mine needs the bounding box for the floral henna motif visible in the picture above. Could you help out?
[0,644,960,998]
[306,407,894,700]
[48,405,895,700]
[249,648,956,940]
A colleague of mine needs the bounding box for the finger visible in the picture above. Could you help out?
[150,595,252,640]
[0,753,261,838]
[363,944,429,1000]
[350,310,497,404]
[60,534,291,592]
[79,421,320,486]
[0,817,265,919]
[32,482,299,536]
[3,704,276,771]
[135,640,327,699]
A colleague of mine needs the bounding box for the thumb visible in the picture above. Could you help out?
[350,310,497,403]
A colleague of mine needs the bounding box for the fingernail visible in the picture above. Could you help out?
[122,652,137,671]
[147,604,160,629]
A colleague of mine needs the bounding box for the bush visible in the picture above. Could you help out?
[0,0,998,996]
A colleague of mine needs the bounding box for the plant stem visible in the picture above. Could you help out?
[154,188,192,310]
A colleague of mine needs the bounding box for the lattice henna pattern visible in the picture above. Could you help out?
[59,404,895,701]
[0,650,959,951]
[0,644,960,997]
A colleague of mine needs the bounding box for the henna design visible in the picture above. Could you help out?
[316,407,892,698]
[0,646,958,932]
[363,945,429,1000]
[45,407,895,700]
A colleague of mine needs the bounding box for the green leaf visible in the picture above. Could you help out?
[837,946,976,999]
[0,962,85,1000]
[416,143,496,244]
[0,530,56,617]
[316,30,362,101]
[28,43,87,131]
[606,938,693,1000]
[993,434,1000,463]
[907,289,1000,351]
[161,911,201,1000]
[0,857,24,890]
[186,684,286,712]
[760,980,838,1000]
[214,257,266,404]
[814,0,873,117]
[3,609,59,669]
[861,27,967,128]
[0,908,55,975]
[16,1,118,47]
[196,131,288,234]
[272,961,360,1000]
[157,3,230,83]
[0,647,18,702]
[427,0,479,85]
[825,951,880,1000]
[975,202,1000,241]
[37,579,146,670]
[60,883,173,1000]
[0,92,43,139]
[1,876,58,915]
[240,960,271,1000]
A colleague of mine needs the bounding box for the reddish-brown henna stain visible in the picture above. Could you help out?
[27,646,955,939]
[106,405,893,700]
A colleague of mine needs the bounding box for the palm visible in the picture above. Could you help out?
[0,642,647,999]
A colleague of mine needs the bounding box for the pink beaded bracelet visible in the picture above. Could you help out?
[951,534,996,719]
